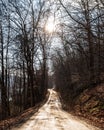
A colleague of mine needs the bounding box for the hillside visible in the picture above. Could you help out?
[61,85,104,129]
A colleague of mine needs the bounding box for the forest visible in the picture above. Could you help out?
[0,0,104,128]
[53,0,104,127]
[0,0,50,120]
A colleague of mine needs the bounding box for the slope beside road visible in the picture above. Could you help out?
[11,89,100,130]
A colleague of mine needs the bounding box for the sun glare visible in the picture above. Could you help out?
[45,16,55,33]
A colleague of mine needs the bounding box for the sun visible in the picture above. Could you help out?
[45,16,55,33]
[45,22,55,33]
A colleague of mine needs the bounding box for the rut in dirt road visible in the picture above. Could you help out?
[11,89,101,130]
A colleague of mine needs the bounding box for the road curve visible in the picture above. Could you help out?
[11,89,100,130]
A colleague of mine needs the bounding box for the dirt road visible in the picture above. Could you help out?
[12,89,100,130]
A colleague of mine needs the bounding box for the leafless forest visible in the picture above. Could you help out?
[0,0,104,127]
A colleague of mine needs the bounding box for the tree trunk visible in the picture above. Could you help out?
[0,22,8,119]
